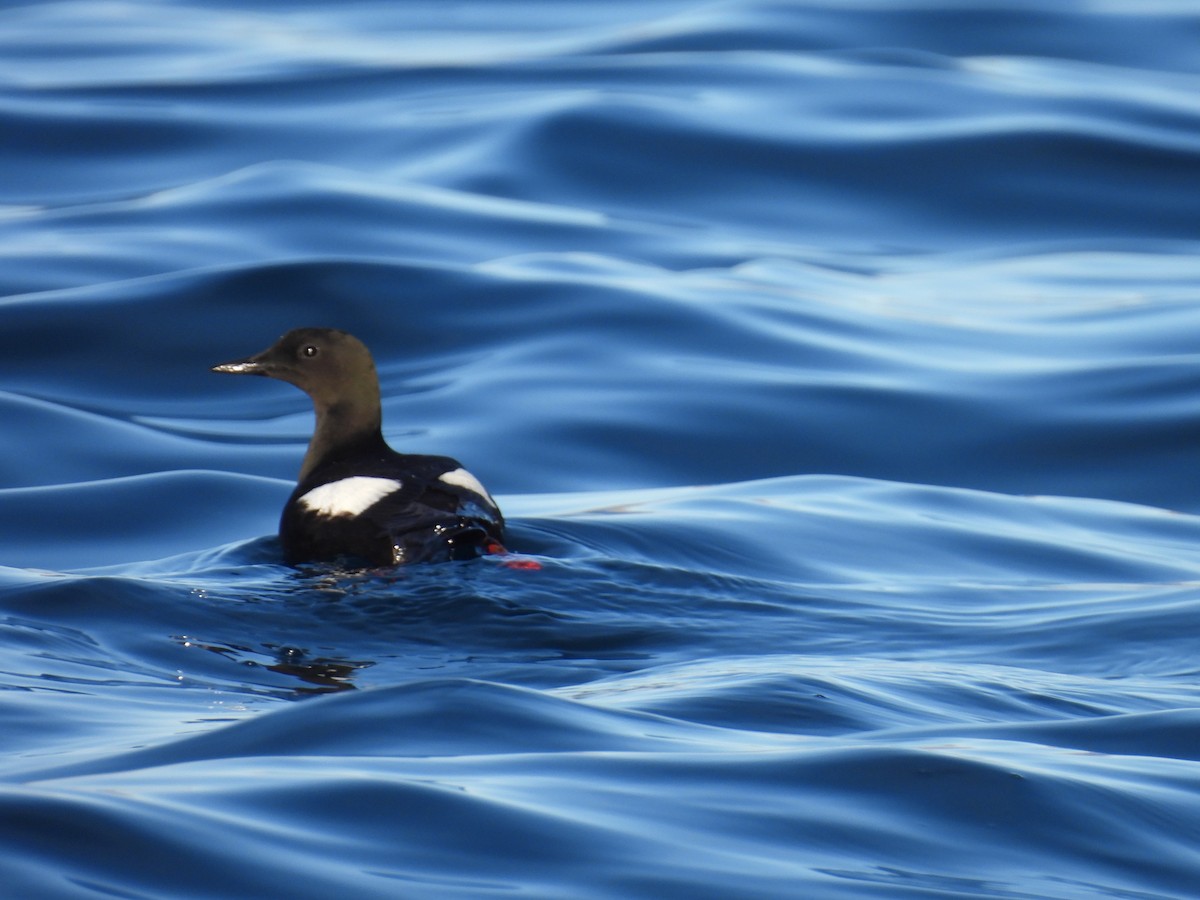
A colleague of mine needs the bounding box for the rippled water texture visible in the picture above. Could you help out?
[5,2,1200,897]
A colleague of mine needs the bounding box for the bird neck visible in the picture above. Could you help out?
[299,397,385,483]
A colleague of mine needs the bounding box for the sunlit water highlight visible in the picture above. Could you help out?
[4,2,1200,897]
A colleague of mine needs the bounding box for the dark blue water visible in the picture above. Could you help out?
[4,2,1200,897]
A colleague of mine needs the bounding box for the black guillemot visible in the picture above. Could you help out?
[213,327,505,567]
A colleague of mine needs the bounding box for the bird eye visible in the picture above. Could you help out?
[301,345,319,359]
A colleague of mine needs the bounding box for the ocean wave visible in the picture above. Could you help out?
[6,1,1200,896]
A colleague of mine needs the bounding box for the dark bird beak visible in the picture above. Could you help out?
[211,354,267,376]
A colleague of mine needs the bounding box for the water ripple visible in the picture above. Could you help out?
[5,1,1200,896]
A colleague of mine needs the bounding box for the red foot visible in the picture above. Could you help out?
[485,540,543,570]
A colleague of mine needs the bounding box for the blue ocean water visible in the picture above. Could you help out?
[4,1,1200,896]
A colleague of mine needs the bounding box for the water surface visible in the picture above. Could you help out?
[4,2,1200,897]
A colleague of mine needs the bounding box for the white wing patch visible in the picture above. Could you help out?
[439,468,495,505]
[298,476,403,518]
